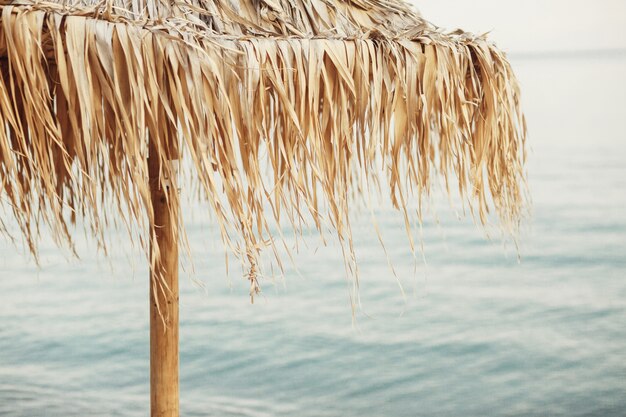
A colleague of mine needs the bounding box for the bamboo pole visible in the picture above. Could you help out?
[148,150,179,417]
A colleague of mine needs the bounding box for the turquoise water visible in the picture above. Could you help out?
[1,55,626,416]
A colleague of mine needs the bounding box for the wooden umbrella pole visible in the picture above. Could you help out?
[148,149,180,417]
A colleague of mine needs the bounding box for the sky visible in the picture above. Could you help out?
[411,0,626,54]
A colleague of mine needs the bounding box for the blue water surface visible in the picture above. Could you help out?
[1,55,625,416]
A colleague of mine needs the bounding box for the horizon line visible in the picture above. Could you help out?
[507,47,626,60]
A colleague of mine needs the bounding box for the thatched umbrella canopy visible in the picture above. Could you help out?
[0,0,526,415]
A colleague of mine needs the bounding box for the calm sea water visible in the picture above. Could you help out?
[1,54,625,417]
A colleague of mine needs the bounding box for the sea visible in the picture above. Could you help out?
[1,52,625,416]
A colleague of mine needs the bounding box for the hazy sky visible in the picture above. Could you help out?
[411,0,626,53]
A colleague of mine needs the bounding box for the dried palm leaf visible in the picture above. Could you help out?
[0,0,527,299]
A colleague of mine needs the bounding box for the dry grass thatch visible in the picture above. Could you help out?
[0,0,527,299]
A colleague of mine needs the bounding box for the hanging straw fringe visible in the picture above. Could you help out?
[0,0,527,299]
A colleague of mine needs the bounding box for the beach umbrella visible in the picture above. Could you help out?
[0,0,526,415]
